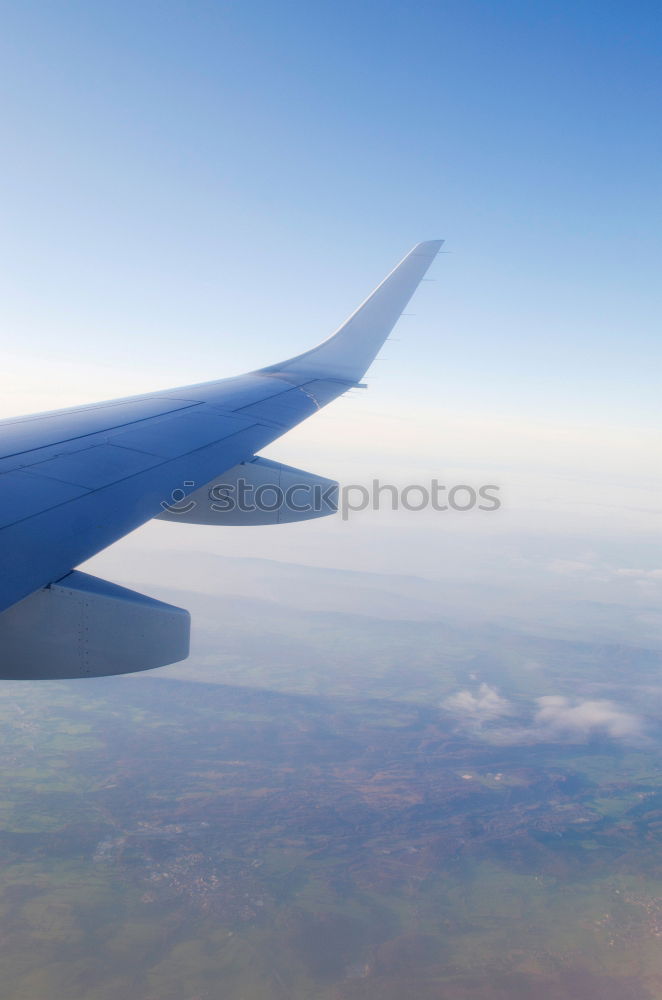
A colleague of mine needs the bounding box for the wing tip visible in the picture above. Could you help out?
[411,239,445,258]
[257,238,445,381]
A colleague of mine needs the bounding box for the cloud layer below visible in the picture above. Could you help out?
[442,685,646,744]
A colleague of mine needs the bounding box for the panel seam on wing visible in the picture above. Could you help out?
[0,423,265,532]
[0,401,204,463]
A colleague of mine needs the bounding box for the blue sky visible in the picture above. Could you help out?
[1,0,660,421]
[1,1,660,624]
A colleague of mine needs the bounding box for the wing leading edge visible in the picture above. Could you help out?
[0,240,443,676]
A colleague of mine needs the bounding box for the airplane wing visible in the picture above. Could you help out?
[0,240,442,678]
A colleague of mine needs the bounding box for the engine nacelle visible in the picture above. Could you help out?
[156,457,338,526]
[0,572,190,679]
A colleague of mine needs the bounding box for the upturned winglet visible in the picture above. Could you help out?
[259,239,444,383]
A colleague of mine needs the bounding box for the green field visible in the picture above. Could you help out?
[0,603,660,999]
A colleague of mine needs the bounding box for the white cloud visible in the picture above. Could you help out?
[442,684,513,726]
[534,696,644,740]
[442,685,645,744]
[615,568,662,579]
[548,559,597,577]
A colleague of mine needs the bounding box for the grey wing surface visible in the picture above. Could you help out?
[0,240,442,677]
